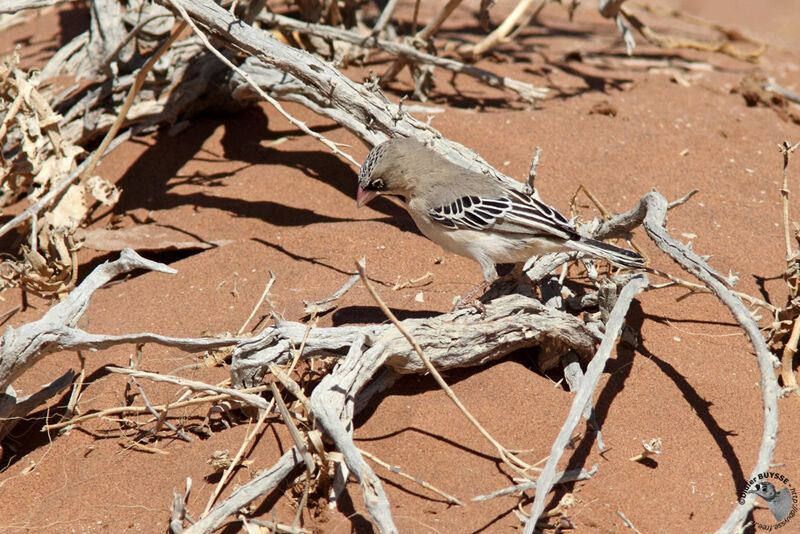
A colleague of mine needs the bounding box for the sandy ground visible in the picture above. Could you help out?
[2,1,800,532]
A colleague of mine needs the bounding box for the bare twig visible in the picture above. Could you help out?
[269,382,315,474]
[258,12,546,104]
[459,0,547,58]
[472,464,597,502]
[619,6,766,62]
[372,0,399,34]
[43,384,272,432]
[356,260,538,478]
[237,271,276,335]
[618,510,644,534]
[380,0,463,84]
[524,275,648,532]
[202,410,268,516]
[106,367,270,411]
[632,192,779,534]
[79,21,187,184]
[303,271,359,316]
[185,448,305,534]
[780,312,800,391]
[647,271,778,314]
[166,0,359,167]
[130,377,194,443]
[359,448,465,506]
[779,141,800,260]
[526,146,542,195]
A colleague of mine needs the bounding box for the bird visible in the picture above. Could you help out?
[356,137,645,301]
[748,481,792,522]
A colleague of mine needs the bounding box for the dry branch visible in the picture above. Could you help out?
[107,367,270,412]
[156,0,527,188]
[232,291,598,387]
[472,464,597,502]
[524,274,648,531]
[598,191,779,534]
[257,11,547,104]
[183,448,305,534]
[0,248,245,444]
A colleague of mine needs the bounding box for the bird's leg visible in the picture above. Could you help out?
[509,262,526,281]
[454,264,533,315]
[454,280,490,315]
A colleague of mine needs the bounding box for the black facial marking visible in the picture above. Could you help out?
[365,178,385,191]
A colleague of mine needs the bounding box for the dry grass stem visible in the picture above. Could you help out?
[202,410,268,517]
[619,6,766,62]
[79,21,187,184]
[359,448,466,506]
[269,381,316,474]
[237,271,276,336]
[43,385,273,432]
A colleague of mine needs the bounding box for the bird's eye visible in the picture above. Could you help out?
[368,178,385,191]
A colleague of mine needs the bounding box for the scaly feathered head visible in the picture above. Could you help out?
[356,137,429,206]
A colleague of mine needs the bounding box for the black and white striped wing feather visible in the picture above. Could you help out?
[429,189,576,239]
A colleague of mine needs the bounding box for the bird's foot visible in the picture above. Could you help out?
[453,280,490,317]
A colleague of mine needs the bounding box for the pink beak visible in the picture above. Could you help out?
[357,186,378,207]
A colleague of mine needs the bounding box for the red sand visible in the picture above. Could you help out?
[2,1,800,532]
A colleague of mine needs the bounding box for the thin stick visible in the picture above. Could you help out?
[106,367,270,410]
[619,6,766,62]
[60,351,86,423]
[460,0,544,58]
[239,517,310,534]
[415,0,463,42]
[129,377,193,442]
[269,382,315,474]
[292,476,311,530]
[355,260,536,478]
[526,146,542,195]
[43,385,273,432]
[359,448,465,506]
[166,0,359,168]
[237,271,276,336]
[781,317,800,391]
[79,21,187,184]
[647,271,779,314]
[381,0,463,84]
[258,11,545,103]
[101,13,174,70]
[779,140,800,260]
[0,90,24,145]
[472,464,597,502]
[372,0,399,34]
[287,315,315,377]
[617,510,644,534]
[202,410,268,516]
[119,434,169,455]
[523,275,648,532]
[269,363,311,410]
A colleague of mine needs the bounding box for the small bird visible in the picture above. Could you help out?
[356,137,645,298]
[748,481,792,522]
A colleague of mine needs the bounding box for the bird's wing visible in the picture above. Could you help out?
[429,189,576,239]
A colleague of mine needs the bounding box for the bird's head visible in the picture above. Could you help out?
[748,482,777,500]
[356,137,428,207]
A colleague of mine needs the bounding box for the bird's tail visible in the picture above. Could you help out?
[569,237,646,270]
